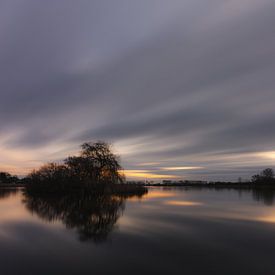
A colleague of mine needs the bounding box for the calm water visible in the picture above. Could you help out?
[1,187,275,275]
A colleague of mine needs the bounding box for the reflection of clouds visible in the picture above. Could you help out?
[165,200,203,206]
[0,191,38,224]
[118,215,190,237]
[142,190,178,200]
[257,216,275,223]
[122,187,275,239]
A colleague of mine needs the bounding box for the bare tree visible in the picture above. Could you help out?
[65,141,124,184]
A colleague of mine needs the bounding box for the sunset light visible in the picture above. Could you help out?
[0,0,275,273]
[123,170,180,179]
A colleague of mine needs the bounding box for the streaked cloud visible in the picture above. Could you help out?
[161,167,203,171]
[137,162,161,166]
[258,152,275,160]
[124,170,180,180]
[0,0,274,180]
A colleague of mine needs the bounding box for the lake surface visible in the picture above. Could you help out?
[1,187,275,275]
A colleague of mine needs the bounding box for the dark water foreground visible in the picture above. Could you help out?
[1,187,275,274]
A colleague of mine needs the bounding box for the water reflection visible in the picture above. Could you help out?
[173,186,275,206]
[0,188,18,199]
[23,191,146,243]
[165,200,203,206]
[1,187,275,274]
[2,186,275,245]
[251,188,275,206]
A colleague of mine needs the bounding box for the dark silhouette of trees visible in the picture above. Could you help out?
[28,163,68,182]
[0,172,19,184]
[65,141,124,184]
[25,141,127,193]
[251,168,275,185]
[261,168,274,178]
[26,163,69,192]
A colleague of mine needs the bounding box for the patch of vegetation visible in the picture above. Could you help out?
[251,168,275,185]
[0,172,19,184]
[24,141,146,196]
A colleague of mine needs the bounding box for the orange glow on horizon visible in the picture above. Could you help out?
[123,170,180,179]
[0,137,77,176]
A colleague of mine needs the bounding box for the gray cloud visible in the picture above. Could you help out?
[0,0,275,180]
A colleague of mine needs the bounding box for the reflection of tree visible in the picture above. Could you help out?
[252,188,275,206]
[0,188,18,199]
[23,190,133,242]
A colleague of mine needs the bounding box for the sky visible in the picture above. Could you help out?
[0,0,275,181]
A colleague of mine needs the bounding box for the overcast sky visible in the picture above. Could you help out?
[0,0,275,180]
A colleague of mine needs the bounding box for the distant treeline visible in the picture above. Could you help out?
[146,168,275,187]
[250,168,275,185]
[0,172,19,184]
[0,143,275,190]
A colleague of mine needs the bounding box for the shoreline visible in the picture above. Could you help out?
[1,183,275,190]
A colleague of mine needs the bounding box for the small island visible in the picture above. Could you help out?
[3,141,148,242]
[15,141,148,197]
[0,141,147,201]
[0,142,274,192]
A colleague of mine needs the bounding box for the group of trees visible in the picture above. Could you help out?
[251,168,275,185]
[0,172,18,184]
[65,142,123,183]
[1,142,274,190]
[25,141,125,192]
[21,142,148,241]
